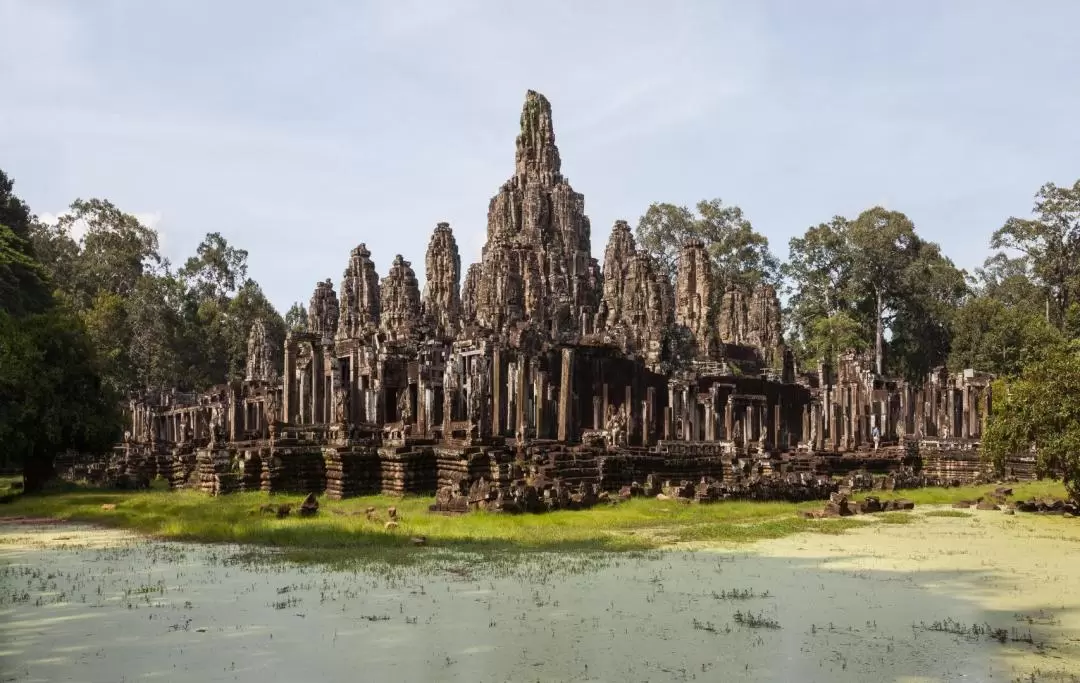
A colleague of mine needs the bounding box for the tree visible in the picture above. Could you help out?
[285,302,308,333]
[990,179,1080,330]
[57,198,161,309]
[223,279,285,382]
[983,343,1080,503]
[0,170,51,316]
[635,198,779,292]
[948,296,1063,376]
[0,170,119,489]
[0,308,120,490]
[805,312,866,367]
[179,232,248,302]
[782,217,860,362]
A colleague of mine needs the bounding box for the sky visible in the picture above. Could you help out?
[2,0,1079,313]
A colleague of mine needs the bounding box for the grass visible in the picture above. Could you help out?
[0,479,1069,566]
[922,510,974,519]
[851,480,1066,505]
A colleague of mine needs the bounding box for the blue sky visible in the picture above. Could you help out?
[3,0,1079,312]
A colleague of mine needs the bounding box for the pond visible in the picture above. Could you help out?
[1,510,1078,682]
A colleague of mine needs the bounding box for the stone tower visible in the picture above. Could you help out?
[337,243,380,340]
[244,319,277,382]
[422,222,461,338]
[473,90,601,340]
[380,254,421,341]
[675,239,715,359]
[307,279,340,338]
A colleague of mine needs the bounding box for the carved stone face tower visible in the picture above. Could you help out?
[422,222,462,338]
[380,254,421,341]
[308,279,340,339]
[675,239,716,359]
[337,244,380,340]
[245,319,277,382]
[473,90,601,341]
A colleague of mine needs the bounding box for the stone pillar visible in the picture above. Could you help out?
[683,388,693,440]
[535,371,547,439]
[229,384,242,441]
[745,404,754,443]
[311,348,324,424]
[516,358,527,439]
[645,386,656,446]
[773,403,782,451]
[592,396,603,431]
[625,385,634,444]
[946,387,955,438]
[283,341,295,425]
[602,383,610,426]
[961,384,970,438]
[705,398,716,442]
[492,349,502,436]
[725,397,734,441]
[557,347,574,442]
[981,388,991,438]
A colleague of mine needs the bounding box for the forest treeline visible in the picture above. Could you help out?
[2,168,1079,496]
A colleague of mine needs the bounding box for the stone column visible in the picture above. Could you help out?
[516,359,527,439]
[646,386,656,446]
[725,397,734,441]
[535,371,547,439]
[645,386,656,446]
[557,347,574,442]
[311,348,324,424]
[683,388,693,441]
[625,385,634,444]
[492,349,502,436]
[961,384,970,438]
[773,403,782,451]
[229,384,242,441]
[705,397,715,442]
[602,383,610,427]
[283,340,295,425]
[592,396,603,431]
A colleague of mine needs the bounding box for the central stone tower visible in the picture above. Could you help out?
[472,90,602,342]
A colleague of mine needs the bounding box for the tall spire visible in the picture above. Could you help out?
[514,90,562,183]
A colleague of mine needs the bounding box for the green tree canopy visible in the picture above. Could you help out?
[635,198,779,292]
[990,179,1080,330]
[983,343,1080,503]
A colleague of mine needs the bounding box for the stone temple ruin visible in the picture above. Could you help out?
[86,91,1034,511]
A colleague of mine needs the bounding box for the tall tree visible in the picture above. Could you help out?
[57,198,161,308]
[782,217,859,362]
[285,302,308,333]
[0,170,51,316]
[635,198,779,292]
[784,207,965,378]
[983,343,1080,503]
[0,170,119,488]
[179,231,248,303]
[990,179,1080,330]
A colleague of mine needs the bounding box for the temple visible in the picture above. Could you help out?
[94,91,1029,509]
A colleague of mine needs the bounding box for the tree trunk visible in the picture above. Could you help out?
[22,451,56,494]
[875,289,884,375]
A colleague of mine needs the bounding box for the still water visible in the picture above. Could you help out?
[1,515,1077,682]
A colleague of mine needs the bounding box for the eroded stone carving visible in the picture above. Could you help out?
[474,90,599,342]
[308,279,340,338]
[245,320,277,382]
[675,239,715,359]
[337,244,380,340]
[422,223,461,338]
[380,255,421,341]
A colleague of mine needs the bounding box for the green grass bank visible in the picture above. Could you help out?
[0,477,1066,565]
